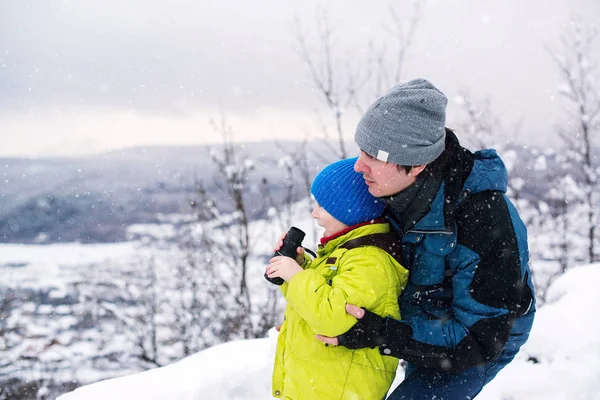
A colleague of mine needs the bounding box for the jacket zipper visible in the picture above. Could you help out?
[413,287,443,299]
[407,229,453,235]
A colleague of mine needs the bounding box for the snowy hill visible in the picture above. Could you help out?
[2,141,579,244]
[0,141,337,243]
[2,141,598,399]
[57,263,600,400]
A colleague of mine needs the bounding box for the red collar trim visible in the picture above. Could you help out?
[320,218,386,246]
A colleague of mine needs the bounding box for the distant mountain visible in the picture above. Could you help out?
[2,139,590,244]
[0,141,341,243]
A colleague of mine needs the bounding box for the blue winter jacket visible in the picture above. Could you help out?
[380,131,536,371]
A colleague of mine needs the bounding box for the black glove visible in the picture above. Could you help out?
[338,308,387,349]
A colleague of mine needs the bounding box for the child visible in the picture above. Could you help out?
[265,157,409,400]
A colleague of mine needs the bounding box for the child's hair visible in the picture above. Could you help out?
[310,157,385,226]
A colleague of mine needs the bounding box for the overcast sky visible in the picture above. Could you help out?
[1,0,599,157]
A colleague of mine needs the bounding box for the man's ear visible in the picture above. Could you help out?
[409,165,426,177]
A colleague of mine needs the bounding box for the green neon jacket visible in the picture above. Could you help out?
[272,222,408,399]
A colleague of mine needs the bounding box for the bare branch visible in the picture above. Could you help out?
[548,17,600,262]
[387,1,422,84]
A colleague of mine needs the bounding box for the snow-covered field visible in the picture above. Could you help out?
[2,200,599,399]
[0,241,157,385]
[1,242,138,291]
[0,202,319,391]
[55,263,600,400]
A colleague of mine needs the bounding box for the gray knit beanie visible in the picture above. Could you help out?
[355,78,447,166]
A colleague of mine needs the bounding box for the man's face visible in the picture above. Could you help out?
[354,150,419,197]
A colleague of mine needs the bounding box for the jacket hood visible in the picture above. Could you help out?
[411,133,508,233]
[462,149,508,195]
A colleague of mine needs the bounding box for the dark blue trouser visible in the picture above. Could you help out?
[387,312,535,400]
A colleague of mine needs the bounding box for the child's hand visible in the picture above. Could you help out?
[273,232,305,265]
[266,256,304,282]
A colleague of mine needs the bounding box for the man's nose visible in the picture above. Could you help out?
[354,156,367,173]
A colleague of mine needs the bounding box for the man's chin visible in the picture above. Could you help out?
[367,186,383,198]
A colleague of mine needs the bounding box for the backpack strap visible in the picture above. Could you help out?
[321,246,350,285]
[320,233,402,286]
[339,233,403,265]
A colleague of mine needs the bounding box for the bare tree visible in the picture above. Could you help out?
[536,174,584,303]
[169,214,234,355]
[261,156,296,234]
[170,115,284,346]
[452,90,533,207]
[368,2,422,104]
[101,256,163,368]
[292,140,319,241]
[293,1,422,158]
[454,90,502,150]
[172,240,204,356]
[262,139,319,240]
[0,287,22,371]
[206,116,257,338]
[292,10,358,159]
[549,19,600,263]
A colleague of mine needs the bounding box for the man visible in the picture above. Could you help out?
[315,79,535,399]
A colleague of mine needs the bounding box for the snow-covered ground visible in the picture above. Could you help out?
[2,197,598,399]
[56,263,600,400]
[0,242,138,290]
[0,200,320,390]
[0,241,158,385]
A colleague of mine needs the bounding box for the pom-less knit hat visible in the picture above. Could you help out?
[355,78,448,166]
[311,157,385,226]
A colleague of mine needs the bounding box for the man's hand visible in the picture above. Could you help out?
[315,304,387,349]
[265,256,303,282]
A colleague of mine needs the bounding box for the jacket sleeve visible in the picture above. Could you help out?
[379,191,526,371]
[279,254,313,298]
[285,248,395,338]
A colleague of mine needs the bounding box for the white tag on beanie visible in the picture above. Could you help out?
[376,150,389,162]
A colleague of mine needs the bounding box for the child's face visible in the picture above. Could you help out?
[312,203,348,237]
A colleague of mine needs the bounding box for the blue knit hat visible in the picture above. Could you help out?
[310,157,385,226]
